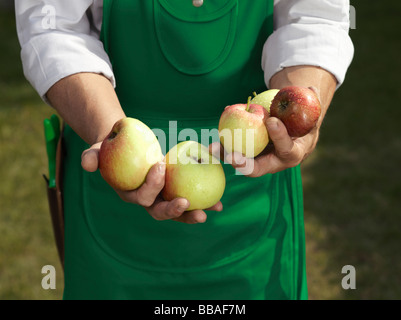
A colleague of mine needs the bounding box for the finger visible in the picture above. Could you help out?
[205,201,223,212]
[226,152,256,176]
[210,142,254,174]
[81,142,102,172]
[172,210,208,224]
[148,197,190,221]
[208,142,226,162]
[122,161,166,207]
[172,199,223,224]
[226,151,247,168]
[210,141,255,175]
[249,141,305,177]
[173,199,224,223]
[248,152,286,176]
[265,117,299,161]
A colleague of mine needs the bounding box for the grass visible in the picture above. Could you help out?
[1,0,400,299]
[0,9,64,299]
[301,0,401,299]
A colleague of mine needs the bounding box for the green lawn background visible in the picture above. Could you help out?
[1,1,400,299]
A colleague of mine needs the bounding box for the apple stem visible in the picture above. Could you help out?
[246,96,251,111]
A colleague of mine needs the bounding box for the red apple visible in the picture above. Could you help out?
[270,86,321,137]
[218,99,269,158]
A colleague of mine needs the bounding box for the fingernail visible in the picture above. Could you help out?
[232,152,245,164]
[177,200,189,212]
[195,218,206,224]
[158,161,166,174]
[211,143,221,156]
[266,118,279,130]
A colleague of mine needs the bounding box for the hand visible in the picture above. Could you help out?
[210,88,321,177]
[81,142,222,224]
[210,120,319,177]
[217,117,319,177]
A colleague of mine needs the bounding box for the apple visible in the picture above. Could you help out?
[250,89,280,113]
[99,117,163,191]
[270,86,321,137]
[162,141,225,211]
[218,98,269,158]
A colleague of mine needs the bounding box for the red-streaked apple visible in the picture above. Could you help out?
[99,117,163,191]
[270,86,321,137]
[250,89,280,114]
[218,99,269,158]
[162,141,225,211]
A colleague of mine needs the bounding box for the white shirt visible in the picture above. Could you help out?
[15,0,354,102]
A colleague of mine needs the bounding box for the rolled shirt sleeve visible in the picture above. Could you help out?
[15,0,115,103]
[263,0,355,89]
[15,0,354,103]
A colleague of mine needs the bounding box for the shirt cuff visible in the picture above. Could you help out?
[262,24,354,89]
[20,31,115,104]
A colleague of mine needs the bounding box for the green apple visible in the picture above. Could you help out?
[99,117,163,191]
[250,89,280,113]
[218,98,269,158]
[162,141,226,211]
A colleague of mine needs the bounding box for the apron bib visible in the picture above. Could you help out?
[62,0,308,300]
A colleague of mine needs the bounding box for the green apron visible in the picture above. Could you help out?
[62,0,308,300]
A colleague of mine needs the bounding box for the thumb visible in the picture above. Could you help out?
[81,142,102,172]
[265,117,294,157]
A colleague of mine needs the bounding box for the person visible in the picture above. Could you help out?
[15,0,354,300]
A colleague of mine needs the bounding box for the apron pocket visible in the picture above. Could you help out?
[154,0,238,75]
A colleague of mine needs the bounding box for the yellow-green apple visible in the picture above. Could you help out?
[218,98,269,158]
[250,89,280,113]
[162,141,225,211]
[270,86,321,137]
[99,117,163,191]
